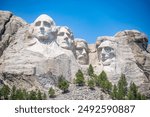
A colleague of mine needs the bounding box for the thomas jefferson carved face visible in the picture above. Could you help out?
[97,39,115,66]
[75,40,88,65]
[57,26,74,50]
[32,14,55,41]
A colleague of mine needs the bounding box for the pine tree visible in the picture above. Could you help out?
[128,90,134,100]
[48,87,55,98]
[29,90,37,100]
[87,79,95,90]
[75,70,85,86]
[92,74,98,84]
[140,94,146,100]
[105,81,112,94]
[22,89,29,100]
[88,64,94,77]
[37,90,42,100]
[96,70,107,87]
[111,85,118,99]
[128,83,138,100]
[117,74,128,100]
[137,92,142,100]
[58,75,69,93]
[43,93,47,100]
[95,71,112,93]
[15,89,25,100]
[1,85,10,99]
[10,85,17,100]
[127,82,146,100]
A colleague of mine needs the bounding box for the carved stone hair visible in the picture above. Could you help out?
[57,26,74,39]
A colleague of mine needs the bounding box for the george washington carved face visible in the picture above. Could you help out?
[32,14,56,42]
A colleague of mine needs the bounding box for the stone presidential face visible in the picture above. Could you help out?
[97,37,115,66]
[57,26,74,50]
[75,39,88,65]
[32,14,56,41]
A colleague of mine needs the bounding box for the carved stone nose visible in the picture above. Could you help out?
[40,27,44,30]
[102,53,105,58]
[82,49,86,55]
[64,33,68,40]
[64,37,68,41]
[40,22,44,29]
[101,48,105,54]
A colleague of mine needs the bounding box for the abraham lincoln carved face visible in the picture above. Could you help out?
[96,37,116,66]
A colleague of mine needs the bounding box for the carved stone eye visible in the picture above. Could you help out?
[43,21,51,28]
[66,33,70,37]
[35,21,41,26]
[98,47,102,51]
[76,50,81,55]
[58,32,64,36]
[104,47,111,52]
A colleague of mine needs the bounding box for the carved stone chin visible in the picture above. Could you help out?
[77,54,88,65]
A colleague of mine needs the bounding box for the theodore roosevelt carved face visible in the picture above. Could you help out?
[75,39,89,65]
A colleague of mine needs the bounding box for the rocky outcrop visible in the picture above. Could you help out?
[0,10,27,57]
[115,30,148,66]
[147,45,150,52]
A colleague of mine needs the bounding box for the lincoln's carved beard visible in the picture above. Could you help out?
[32,14,55,43]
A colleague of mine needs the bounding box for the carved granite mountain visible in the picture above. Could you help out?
[0,12,79,91]
[0,10,150,98]
[95,31,150,96]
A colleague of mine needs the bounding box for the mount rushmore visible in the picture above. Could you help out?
[0,10,150,97]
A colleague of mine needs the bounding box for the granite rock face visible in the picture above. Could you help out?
[115,30,148,66]
[0,10,27,57]
[0,12,79,90]
[0,10,150,97]
[147,45,150,52]
[94,30,150,96]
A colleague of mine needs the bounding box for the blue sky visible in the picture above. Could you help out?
[1,0,150,43]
